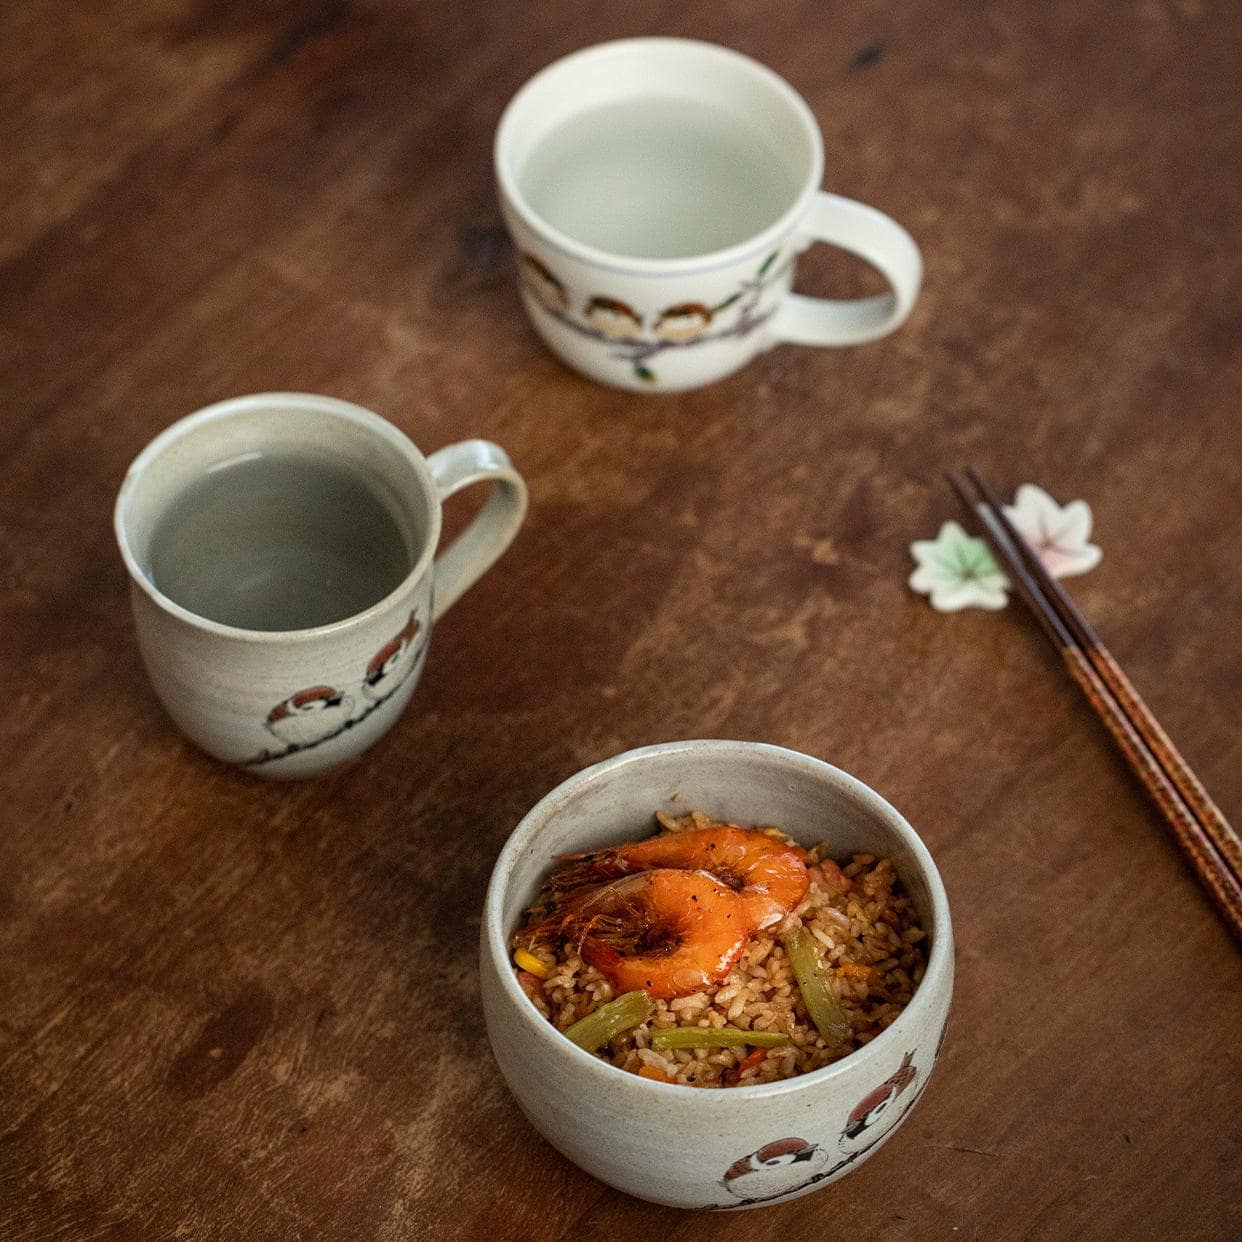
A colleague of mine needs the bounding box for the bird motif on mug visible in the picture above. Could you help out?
[654,302,713,342]
[520,253,569,315]
[265,686,354,748]
[585,296,643,339]
[362,612,422,703]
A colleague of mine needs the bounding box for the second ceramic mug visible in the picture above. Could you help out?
[496,38,923,392]
[114,393,527,778]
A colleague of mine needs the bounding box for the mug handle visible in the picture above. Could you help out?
[767,192,923,347]
[426,440,528,622]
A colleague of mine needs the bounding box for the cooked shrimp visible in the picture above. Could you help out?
[529,869,755,1000]
[552,826,810,931]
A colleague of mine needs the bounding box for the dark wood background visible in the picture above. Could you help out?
[2,1,1239,1238]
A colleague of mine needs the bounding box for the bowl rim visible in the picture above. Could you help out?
[482,739,953,1102]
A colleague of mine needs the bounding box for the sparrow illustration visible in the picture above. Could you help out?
[585,296,643,339]
[520,254,569,315]
[721,1137,830,1205]
[654,302,713,342]
[265,686,353,748]
[840,1050,918,1148]
[362,612,423,703]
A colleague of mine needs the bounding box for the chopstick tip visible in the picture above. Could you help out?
[945,470,976,513]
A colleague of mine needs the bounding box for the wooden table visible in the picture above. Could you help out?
[3,2,1239,1237]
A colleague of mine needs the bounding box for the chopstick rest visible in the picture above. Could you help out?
[909,483,1100,612]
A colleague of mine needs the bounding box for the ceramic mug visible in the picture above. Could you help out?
[114,393,527,779]
[495,38,923,392]
[481,740,953,1209]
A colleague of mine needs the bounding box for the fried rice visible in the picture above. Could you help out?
[511,810,928,1088]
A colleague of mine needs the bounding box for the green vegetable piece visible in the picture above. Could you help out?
[649,1027,791,1051]
[563,991,654,1053]
[785,926,852,1049]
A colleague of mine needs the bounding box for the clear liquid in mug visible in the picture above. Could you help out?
[518,96,801,260]
[148,451,412,631]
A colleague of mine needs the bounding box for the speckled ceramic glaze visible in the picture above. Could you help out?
[114,393,526,779]
[480,740,953,1210]
[495,39,923,392]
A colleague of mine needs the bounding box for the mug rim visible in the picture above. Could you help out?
[483,738,954,1102]
[494,37,825,277]
[113,392,443,644]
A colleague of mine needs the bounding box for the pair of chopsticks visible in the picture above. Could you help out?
[948,468,1242,943]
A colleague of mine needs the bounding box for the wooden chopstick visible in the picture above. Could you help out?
[964,468,1242,883]
[947,471,1242,943]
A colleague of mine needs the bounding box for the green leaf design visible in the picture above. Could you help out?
[634,362,657,383]
[712,290,743,314]
[757,249,779,278]
[932,538,999,582]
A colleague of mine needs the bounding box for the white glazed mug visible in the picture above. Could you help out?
[114,393,527,779]
[481,740,953,1209]
[495,38,923,392]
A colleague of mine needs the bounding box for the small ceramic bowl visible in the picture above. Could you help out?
[480,740,954,1210]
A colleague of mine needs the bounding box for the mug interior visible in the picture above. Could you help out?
[496,39,822,269]
[115,393,440,639]
[487,740,950,1094]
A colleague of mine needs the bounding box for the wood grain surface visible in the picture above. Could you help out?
[2,1,1240,1238]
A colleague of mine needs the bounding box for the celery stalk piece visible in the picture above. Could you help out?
[784,926,852,1049]
[650,1027,790,1051]
[562,991,654,1052]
